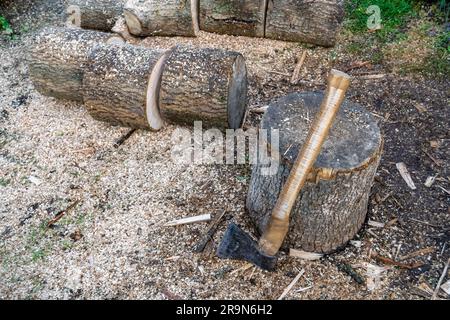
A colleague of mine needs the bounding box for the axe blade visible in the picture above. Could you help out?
[216,222,277,271]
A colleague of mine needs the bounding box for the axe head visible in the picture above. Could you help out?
[216,222,277,271]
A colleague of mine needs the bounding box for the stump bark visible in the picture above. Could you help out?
[29,27,119,102]
[67,0,126,31]
[246,92,382,253]
[160,46,248,129]
[199,0,266,37]
[83,43,168,130]
[124,0,196,37]
[265,0,345,47]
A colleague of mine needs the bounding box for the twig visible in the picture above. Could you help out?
[164,214,211,227]
[398,247,435,262]
[407,217,441,229]
[230,262,253,275]
[290,51,308,84]
[371,252,423,270]
[193,210,227,253]
[358,74,386,80]
[47,200,80,227]
[423,150,443,167]
[278,269,305,300]
[345,60,371,72]
[431,258,450,300]
[113,129,136,148]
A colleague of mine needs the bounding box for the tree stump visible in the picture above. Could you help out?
[265,0,345,47]
[124,0,196,37]
[83,43,169,130]
[160,46,248,129]
[199,0,266,37]
[67,0,126,31]
[246,92,382,253]
[29,27,120,102]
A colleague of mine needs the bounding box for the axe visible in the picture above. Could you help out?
[217,69,351,270]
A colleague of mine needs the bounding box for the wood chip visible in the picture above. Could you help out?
[278,269,305,300]
[425,176,436,188]
[396,162,416,190]
[368,220,385,228]
[414,102,427,113]
[432,258,450,300]
[440,280,450,295]
[290,51,308,84]
[289,248,323,260]
[164,214,211,227]
[249,106,268,114]
[398,247,435,261]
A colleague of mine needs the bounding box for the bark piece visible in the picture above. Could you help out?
[83,43,168,130]
[199,0,266,37]
[124,0,195,37]
[160,45,248,129]
[67,0,126,31]
[265,0,345,47]
[29,27,118,102]
[246,92,382,253]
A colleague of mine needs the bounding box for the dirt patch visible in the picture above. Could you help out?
[0,0,448,299]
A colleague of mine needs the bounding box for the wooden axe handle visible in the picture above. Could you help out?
[259,69,351,256]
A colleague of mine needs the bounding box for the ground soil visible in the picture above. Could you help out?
[0,0,448,299]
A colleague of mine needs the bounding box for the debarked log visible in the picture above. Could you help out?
[246,92,383,253]
[159,45,248,129]
[83,43,169,130]
[29,27,122,102]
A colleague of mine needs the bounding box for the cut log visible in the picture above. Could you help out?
[29,27,120,102]
[83,43,168,130]
[199,0,266,37]
[67,0,126,31]
[124,0,196,37]
[265,0,345,47]
[246,92,382,253]
[160,46,248,129]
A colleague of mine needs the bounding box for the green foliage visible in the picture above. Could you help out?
[0,15,12,34]
[345,0,415,41]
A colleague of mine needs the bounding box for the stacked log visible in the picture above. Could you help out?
[246,92,382,253]
[199,0,266,38]
[124,0,196,37]
[83,44,169,130]
[265,0,345,47]
[67,0,126,31]
[160,45,248,129]
[29,27,122,102]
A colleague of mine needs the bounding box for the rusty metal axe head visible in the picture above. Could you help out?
[216,222,277,271]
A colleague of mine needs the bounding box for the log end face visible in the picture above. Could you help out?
[262,92,382,170]
[227,54,248,129]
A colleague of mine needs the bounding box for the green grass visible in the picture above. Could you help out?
[345,0,415,41]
